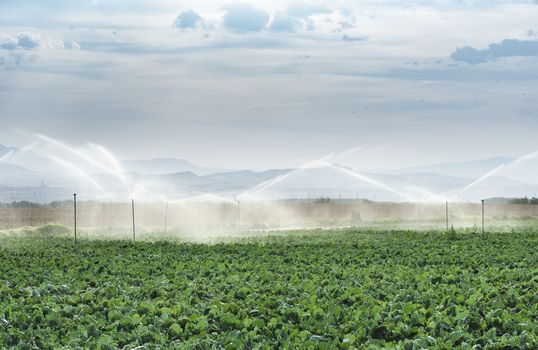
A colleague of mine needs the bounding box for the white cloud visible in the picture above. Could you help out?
[222,3,270,32]
[451,39,538,64]
[338,15,357,31]
[342,34,366,42]
[268,11,299,32]
[0,33,80,51]
[173,9,204,30]
[63,40,81,50]
[268,2,336,33]
[285,2,332,18]
[1,33,41,50]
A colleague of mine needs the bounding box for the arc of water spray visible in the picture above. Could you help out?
[38,134,120,173]
[503,149,538,185]
[238,152,336,200]
[507,149,538,167]
[129,185,168,202]
[0,150,15,162]
[37,134,125,177]
[335,145,369,158]
[237,145,417,202]
[95,144,129,185]
[18,141,41,153]
[0,141,42,164]
[319,161,414,202]
[95,145,168,202]
[170,193,237,204]
[95,143,167,202]
[406,186,447,203]
[451,149,538,200]
[37,134,167,202]
[452,164,506,199]
[48,155,105,193]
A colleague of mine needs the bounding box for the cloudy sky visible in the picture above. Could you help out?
[1,0,537,170]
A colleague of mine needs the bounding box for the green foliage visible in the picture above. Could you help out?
[313,197,333,204]
[0,201,43,208]
[0,229,536,348]
[445,225,458,240]
[34,224,71,237]
[509,196,538,205]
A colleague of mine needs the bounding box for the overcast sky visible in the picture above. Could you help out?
[1,0,537,170]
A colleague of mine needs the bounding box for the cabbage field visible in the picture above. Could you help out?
[0,229,536,349]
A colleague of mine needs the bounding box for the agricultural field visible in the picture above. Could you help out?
[0,229,536,349]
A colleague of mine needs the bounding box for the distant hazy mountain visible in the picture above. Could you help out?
[389,157,515,179]
[0,162,57,187]
[0,144,16,158]
[138,166,474,201]
[122,158,226,176]
[3,144,226,176]
[134,169,291,198]
[0,143,69,175]
[0,142,537,203]
[442,175,538,201]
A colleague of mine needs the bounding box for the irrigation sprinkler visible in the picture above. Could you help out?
[373,196,377,219]
[164,201,169,234]
[29,202,35,227]
[101,201,106,237]
[445,201,449,231]
[108,200,112,235]
[236,199,241,231]
[131,198,136,242]
[73,193,77,248]
[481,199,485,233]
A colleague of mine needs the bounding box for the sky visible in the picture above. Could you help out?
[1,0,537,170]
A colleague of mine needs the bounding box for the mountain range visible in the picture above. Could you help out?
[122,158,227,176]
[386,157,514,179]
[0,144,536,203]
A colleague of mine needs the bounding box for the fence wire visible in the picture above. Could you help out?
[1,200,538,241]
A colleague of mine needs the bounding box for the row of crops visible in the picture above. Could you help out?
[0,229,536,348]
